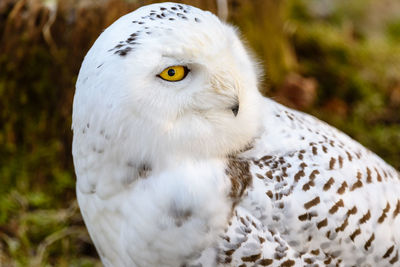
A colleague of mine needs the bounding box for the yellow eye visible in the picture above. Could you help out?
[158,66,189,82]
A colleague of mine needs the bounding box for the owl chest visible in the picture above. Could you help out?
[77,159,235,267]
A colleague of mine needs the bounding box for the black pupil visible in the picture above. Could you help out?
[168,69,176,76]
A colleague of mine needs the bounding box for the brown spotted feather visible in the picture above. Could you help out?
[210,99,400,267]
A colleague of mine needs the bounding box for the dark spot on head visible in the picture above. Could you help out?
[160,7,166,10]
[195,17,201,23]
[97,63,103,69]
[156,14,162,19]
[138,21,144,24]
[171,7,177,10]
[116,46,133,57]
[169,18,175,20]
[108,44,124,52]
[132,20,138,23]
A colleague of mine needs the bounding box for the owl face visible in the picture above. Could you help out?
[73,3,261,170]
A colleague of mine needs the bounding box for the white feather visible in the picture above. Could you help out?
[72,3,400,266]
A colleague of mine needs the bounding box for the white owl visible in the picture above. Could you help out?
[72,3,400,267]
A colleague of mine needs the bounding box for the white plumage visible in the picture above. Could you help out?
[72,3,400,266]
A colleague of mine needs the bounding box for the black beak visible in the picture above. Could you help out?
[231,103,239,117]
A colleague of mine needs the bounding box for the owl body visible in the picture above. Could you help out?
[217,98,400,267]
[72,3,400,266]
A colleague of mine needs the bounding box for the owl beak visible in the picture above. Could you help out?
[231,103,239,117]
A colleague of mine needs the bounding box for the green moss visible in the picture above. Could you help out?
[288,0,400,169]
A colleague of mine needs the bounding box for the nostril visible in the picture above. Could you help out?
[231,104,239,117]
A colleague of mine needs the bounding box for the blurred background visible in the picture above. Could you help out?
[0,0,399,265]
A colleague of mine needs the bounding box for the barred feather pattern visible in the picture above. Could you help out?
[203,99,400,267]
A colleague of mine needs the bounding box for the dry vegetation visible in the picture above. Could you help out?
[0,0,399,265]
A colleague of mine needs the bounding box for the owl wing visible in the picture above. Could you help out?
[216,98,400,266]
[216,206,328,266]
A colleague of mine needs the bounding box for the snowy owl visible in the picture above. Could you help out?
[72,3,400,267]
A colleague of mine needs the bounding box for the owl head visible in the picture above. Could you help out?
[72,3,262,197]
